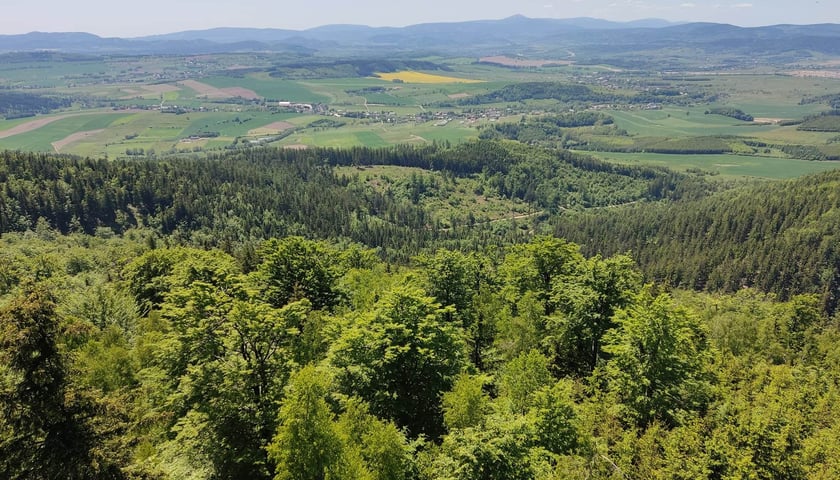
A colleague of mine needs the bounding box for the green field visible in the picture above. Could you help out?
[0,112,132,152]
[179,111,298,137]
[584,151,840,178]
[278,121,478,148]
[201,74,330,103]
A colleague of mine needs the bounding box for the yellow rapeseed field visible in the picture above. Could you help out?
[375,71,484,84]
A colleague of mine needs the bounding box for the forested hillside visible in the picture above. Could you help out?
[2,144,838,311]
[0,143,697,260]
[2,141,840,479]
[553,170,840,314]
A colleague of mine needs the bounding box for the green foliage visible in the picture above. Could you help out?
[61,283,138,336]
[422,415,537,480]
[553,169,840,316]
[501,235,584,314]
[498,350,552,415]
[779,143,829,160]
[1,213,839,479]
[0,142,696,260]
[268,365,344,480]
[442,373,491,430]
[329,286,466,438]
[462,82,606,105]
[124,247,240,311]
[493,292,543,362]
[531,379,580,456]
[480,112,614,146]
[255,236,344,310]
[0,285,123,479]
[600,288,711,428]
[417,249,496,368]
[705,106,754,122]
[547,254,641,376]
[336,398,415,480]
[798,110,840,132]
[0,92,71,118]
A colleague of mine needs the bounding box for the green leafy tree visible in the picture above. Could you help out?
[124,247,240,312]
[418,250,497,369]
[158,274,304,478]
[329,286,466,438]
[494,291,544,362]
[0,285,122,479]
[705,361,814,480]
[530,379,580,456]
[547,254,640,376]
[268,365,344,480]
[442,373,491,430]
[601,288,711,428]
[422,414,536,480]
[256,236,344,310]
[417,249,479,322]
[501,236,583,315]
[336,398,415,480]
[498,349,552,415]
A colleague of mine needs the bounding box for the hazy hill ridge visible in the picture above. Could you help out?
[2,16,839,55]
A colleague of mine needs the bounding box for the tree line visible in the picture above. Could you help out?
[0,143,696,261]
[0,92,72,119]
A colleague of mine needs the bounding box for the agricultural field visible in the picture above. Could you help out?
[374,71,484,84]
[0,51,839,178]
[0,111,135,153]
[583,151,840,178]
[198,74,330,103]
[278,120,480,148]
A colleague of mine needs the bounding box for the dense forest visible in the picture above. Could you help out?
[2,140,840,479]
[1,230,839,479]
[2,143,838,308]
[553,170,840,314]
[0,143,697,260]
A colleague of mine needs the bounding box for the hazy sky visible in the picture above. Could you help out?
[1,0,837,37]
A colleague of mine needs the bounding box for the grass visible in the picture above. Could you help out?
[582,151,840,179]
[3,110,301,157]
[180,112,297,138]
[610,108,769,137]
[200,74,330,103]
[604,105,840,159]
[278,120,479,148]
[354,132,388,148]
[0,113,131,152]
[0,116,51,132]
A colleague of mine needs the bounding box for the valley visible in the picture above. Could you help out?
[2,14,840,480]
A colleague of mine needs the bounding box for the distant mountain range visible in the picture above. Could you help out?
[1,16,840,58]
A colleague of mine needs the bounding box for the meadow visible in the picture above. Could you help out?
[584,151,840,178]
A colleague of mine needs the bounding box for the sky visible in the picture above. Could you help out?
[1,0,837,37]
